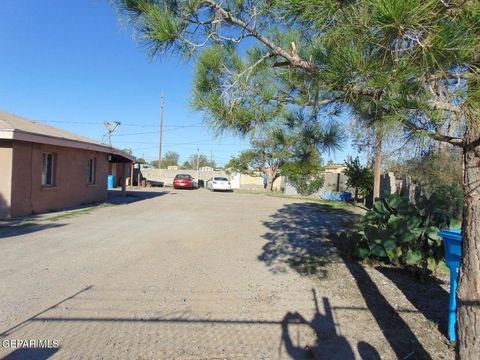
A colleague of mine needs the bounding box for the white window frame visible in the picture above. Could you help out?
[42,153,55,187]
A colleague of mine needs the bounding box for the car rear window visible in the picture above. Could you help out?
[214,177,228,181]
[175,174,191,179]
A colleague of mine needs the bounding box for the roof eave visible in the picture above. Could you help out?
[0,129,135,162]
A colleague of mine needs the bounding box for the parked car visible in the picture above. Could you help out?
[206,176,232,192]
[173,174,194,189]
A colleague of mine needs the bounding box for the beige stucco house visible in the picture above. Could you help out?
[0,111,134,218]
[324,163,347,173]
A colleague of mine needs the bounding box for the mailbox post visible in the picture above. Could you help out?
[438,229,462,342]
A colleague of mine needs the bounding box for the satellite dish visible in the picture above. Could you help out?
[104,121,121,133]
[102,121,121,146]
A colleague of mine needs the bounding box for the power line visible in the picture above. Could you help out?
[112,131,159,137]
[127,143,248,153]
[116,140,247,146]
[41,120,203,128]
[111,125,203,137]
[41,120,153,126]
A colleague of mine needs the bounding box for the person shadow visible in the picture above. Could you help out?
[281,289,381,359]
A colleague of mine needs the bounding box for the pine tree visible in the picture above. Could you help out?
[115,1,480,356]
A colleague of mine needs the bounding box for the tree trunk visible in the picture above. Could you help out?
[373,126,383,200]
[367,128,373,166]
[456,113,480,359]
[268,173,276,192]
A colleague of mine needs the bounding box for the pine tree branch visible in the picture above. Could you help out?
[220,52,274,102]
[428,100,466,114]
[402,118,464,147]
[203,0,318,74]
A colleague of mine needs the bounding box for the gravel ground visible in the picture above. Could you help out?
[0,188,454,359]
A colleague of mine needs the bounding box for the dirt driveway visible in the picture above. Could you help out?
[0,189,453,359]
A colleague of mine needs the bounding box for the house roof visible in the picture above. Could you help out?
[325,163,346,169]
[0,110,135,162]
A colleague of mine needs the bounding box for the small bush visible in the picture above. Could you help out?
[288,174,325,196]
[344,156,373,201]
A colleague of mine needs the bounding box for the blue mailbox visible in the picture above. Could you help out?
[438,229,462,342]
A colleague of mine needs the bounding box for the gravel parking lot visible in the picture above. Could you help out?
[0,188,453,359]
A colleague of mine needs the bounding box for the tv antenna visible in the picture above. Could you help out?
[102,121,121,147]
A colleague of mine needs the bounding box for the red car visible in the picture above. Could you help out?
[173,174,193,189]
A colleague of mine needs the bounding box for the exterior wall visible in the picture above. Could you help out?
[380,172,397,198]
[141,168,285,191]
[10,141,109,217]
[230,173,241,189]
[142,168,227,187]
[239,174,284,192]
[322,172,351,192]
[284,179,300,196]
[0,140,13,218]
[284,172,354,196]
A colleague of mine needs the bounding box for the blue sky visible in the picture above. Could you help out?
[0,0,353,166]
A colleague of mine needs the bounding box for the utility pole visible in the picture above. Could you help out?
[196,148,200,182]
[158,94,164,169]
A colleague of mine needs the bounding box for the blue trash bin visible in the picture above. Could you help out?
[438,229,462,342]
[107,175,116,189]
[320,191,352,201]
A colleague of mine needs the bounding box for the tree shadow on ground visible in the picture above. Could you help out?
[2,347,59,360]
[259,201,435,360]
[340,260,433,359]
[107,189,168,204]
[376,266,449,337]
[258,202,359,278]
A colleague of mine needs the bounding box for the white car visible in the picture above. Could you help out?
[207,176,232,192]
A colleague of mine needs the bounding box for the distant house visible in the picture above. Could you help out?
[0,111,134,218]
[167,165,178,170]
[199,166,214,171]
[324,163,347,173]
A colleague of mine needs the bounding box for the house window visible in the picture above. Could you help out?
[42,153,55,186]
[87,158,96,184]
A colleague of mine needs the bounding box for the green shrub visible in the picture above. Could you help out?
[288,174,325,196]
[344,156,374,201]
[282,157,324,196]
[354,193,450,277]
